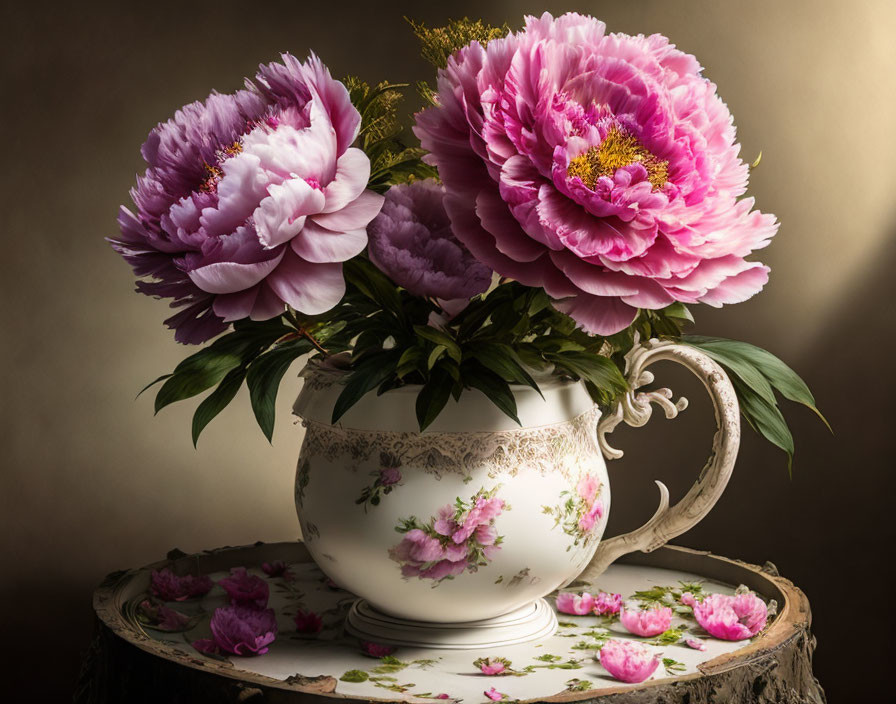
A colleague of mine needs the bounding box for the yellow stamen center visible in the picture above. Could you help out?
[198,142,243,193]
[566,126,668,191]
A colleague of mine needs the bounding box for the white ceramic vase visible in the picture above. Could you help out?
[292,338,740,648]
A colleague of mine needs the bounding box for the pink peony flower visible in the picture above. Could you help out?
[415,12,777,335]
[556,591,596,615]
[379,466,402,486]
[598,639,660,683]
[360,641,396,657]
[294,609,323,634]
[484,687,508,701]
[208,605,278,656]
[137,599,192,631]
[150,568,213,601]
[367,180,492,302]
[475,657,511,675]
[686,638,707,651]
[218,567,269,609]
[680,592,697,608]
[593,591,622,615]
[693,592,767,640]
[261,561,293,580]
[620,605,673,637]
[576,475,600,503]
[110,53,383,343]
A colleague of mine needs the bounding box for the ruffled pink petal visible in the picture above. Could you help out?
[321,148,370,213]
[188,251,285,295]
[265,249,345,314]
[212,287,259,321]
[553,293,637,335]
[311,190,384,232]
[290,221,368,264]
[254,178,326,249]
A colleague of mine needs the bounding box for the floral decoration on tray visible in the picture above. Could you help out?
[135,559,776,694]
[109,12,827,466]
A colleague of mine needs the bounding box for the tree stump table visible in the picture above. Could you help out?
[75,542,825,703]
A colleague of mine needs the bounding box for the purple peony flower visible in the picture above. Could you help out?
[367,180,492,303]
[208,604,278,656]
[150,568,213,601]
[218,567,269,609]
[110,53,383,343]
[415,13,778,334]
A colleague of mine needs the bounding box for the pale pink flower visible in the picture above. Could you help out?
[620,605,673,637]
[294,609,323,634]
[218,567,269,609]
[693,592,767,640]
[598,639,660,683]
[475,657,511,675]
[484,687,507,701]
[556,591,596,615]
[379,466,402,486]
[578,499,604,533]
[360,641,396,657]
[150,568,213,601]
[576,475,600,503]
[680,592,697,608]
[593,592,622,615]
[686,638,707,651]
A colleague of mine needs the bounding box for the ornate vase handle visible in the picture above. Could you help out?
[578,338,740,581]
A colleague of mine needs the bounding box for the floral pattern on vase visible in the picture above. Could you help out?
[295,457,311,510]
[355,452,403,511]
[389,487,508,583]
[542,474,605,550]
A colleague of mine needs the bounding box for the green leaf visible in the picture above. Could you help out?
[731,376,795,474]
[414,325,462,363]
[154,350,243,414]
[662,302,694,324]
[684,336,829,430]
[344,258,404,319]
[468,342,542,396]
[427,344,447,369]
[547,351,627,396]
[396,346,424,378]
[332,350,401,423]
[415,366,454,431]
[191,368,246,447]
[246,342,312,442]
[462,365,520,425]
[137,373,171,399]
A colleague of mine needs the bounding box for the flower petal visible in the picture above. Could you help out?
[255,178,327,249]
[188,250,285,294]
[265,249,345,314]
[311,189,384,231]
[290,220,368,263]
[321,148,371,213]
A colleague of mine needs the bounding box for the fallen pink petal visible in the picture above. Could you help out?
[556,591,595,615]
[294,609,323,634]
[474,657,511,675]
[686,638,707,651]
[137,599,192,632]
[598,639,660,684]
[191,638,220,655]
[218,567,270,609]
[620,605,673,637]
[484,687,507,701]
[150,568,213,602]
[208,605,278,656]
[680,592,698,608]
[261,561,294,580]
[593,591,622,615]
[360,640,396,657]
[693,592,768,640]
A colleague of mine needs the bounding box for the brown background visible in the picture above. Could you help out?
[1,0,894,699]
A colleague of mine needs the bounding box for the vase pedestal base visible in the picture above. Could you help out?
[344,597,558,649]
